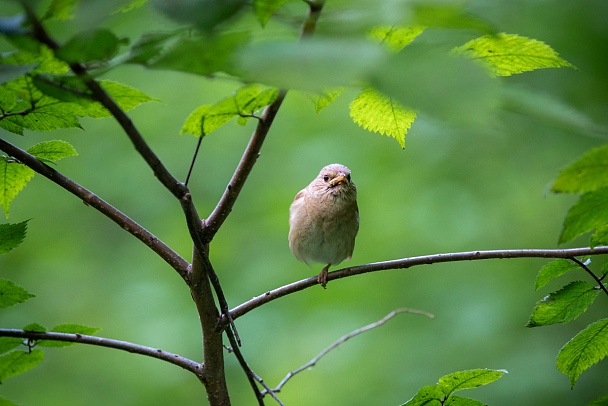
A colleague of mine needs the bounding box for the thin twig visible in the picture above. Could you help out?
[264,308,434,395]
[224,327,266,405]
[224,247,608,323]
[251,370,285,406]
[569,257,608,297]
[185,136,203,187]
[0,137,190,279]
[0,329,203,377]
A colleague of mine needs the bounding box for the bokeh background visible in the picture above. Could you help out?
[1,0,608,405]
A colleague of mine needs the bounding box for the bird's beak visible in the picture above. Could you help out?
[329,175,347,187]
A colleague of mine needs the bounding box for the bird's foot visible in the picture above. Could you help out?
[318,265,330,289]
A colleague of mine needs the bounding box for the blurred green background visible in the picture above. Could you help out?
[1,0,608,405]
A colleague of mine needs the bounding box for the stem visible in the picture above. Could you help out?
[569,257,608,297]
[0,329,202,375]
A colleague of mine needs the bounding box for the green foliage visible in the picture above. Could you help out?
[0,397,18,406]
[534,259,581,290]
[0,220,29,254]
[586,395,608,406]
[453,33,575,77]
[0,349,44,383]
[557,318,608,388]
[23,323,46,333]
[368,25,425,53]
[526,281,601,327]
[56,29,127,64]
[37,324,101,347]
[27,140,78,163]
[0,338,23,355]
[43,0,80,20]
[558,187,608,244]
[180,84,278,136]
[349,88,416,148]
[0,156,35,218]
[253,0,288,27]
[0,279,35,308]
[552,145,608,194]
[302,87,346,113]
[401,369,506,406]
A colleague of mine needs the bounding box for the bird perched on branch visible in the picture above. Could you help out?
[289,163,359,288]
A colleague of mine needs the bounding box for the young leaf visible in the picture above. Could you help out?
[590,225,608,248]
[552,145,608,194]
[349,88,417,148]
[534,259,580,290]
[43,0,81,20]
[37,324,101,348]
[100,80,159,112]
[0,338,23,355]
[559,187,608,244]
[0,279,35,308]
[453,33,575,77]
[526,281,600,327]
[253,0,288,27]
[56,29,125,63]
[181,105,212,137]
[301,87,346,113]
[0,157,35,218]
[368,25,425,53]
[437,369,506,396]
[401,385,445,406]
[27,140,78,164]
[0,349,44,383]
[444,396,485,406]
[0,220,29,254]
[557,318,608,388]
[23,323,46,333]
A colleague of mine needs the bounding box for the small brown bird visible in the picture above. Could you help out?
[289,163,359,288]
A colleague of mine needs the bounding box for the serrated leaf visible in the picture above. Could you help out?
[401,384,444,406]
[0,220,29,254]
[444,396,486,406]
[43,0,81,20]
[369,25,425,53]
[253,0,288,27]
[100,80,159,112]
[0,158,35,218]
[557,318,608,388]
[453,33,575,77]
[535,259,581,290]
[27,140,78,163]
[180,105,211,137]
[56,29,125,63]
[23,323,46,333]
[37,324,100,347]
[0,349,44,383]
[349,88,416,148]
[301,87,346,113]
[0,338,23,355]
[1,46,69,75]
[526,281,600,327]
[559,187,608,244]
[438,369,506,396]
[552,145,608,194]
[31,74,93,105]
[590,225,608,248]
[585,395,608,406]
[0,279,35,308]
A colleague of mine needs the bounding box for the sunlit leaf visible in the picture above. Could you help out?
[0,157,35,218]
[43,0,81,20]
[552,145,608,194]
[559,187,608,244]
[0,220,29,254]
[557,318,608,388]
[591,226,608,248]
[401,385,444,406]
[101,80,159,112]
[27,140,78,164]
[368,25,424,53]
[23,323,46,332]
[0,349,44,383]
[301,87,346,113]
[253,0,288,27]
[534,259,581,290]
[453,33,575,77]
[438,369,506,395]
[0,279,35,308]
[444,396,485,406]
[526,281,600,327]
[349,88,416,148]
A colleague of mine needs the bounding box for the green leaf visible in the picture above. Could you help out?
[37,324,100,347]
[401,385,444,406]
[152,0,247,33]
[552,145,608,194]
[0,157,35,218]
[56,29,125,63]
[253,0,288,27]
[0,64,38,85]
[412,4,494,33]
[559,187,608,244]
[23,323,46,333]
[0,338,23,355]
[43,0,81,20]
[585,395,608,406]
[125,31,179,65]
[444,396,486,406]
[453,33,575,77]
[180,105,211,137]
[0,397,19,406]
[0,349,44,383]
[27,140,78,164]
[535,259,581,290]
[526,281,600,327]
[349,88,417,148]
[590,225,608,248]
[0,220,29,254]
[301,87,346,113]
[557,318,608,388]
[438,369,506,396]
[368,25,425,53]
[31,74,93,105]
[114,0,148,13]
[0,279,35,308]
[100,80,159,113]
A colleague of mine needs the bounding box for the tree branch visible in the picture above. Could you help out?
[264,308,434,395]
[0,137,190,279]
[569,257,608,297]
[0,329,202,376]
[225,247,608,322]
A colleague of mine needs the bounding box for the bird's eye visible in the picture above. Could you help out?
[346,173,351,182]
[323,174,330,182]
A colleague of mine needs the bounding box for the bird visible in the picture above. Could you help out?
[288,163,359,288]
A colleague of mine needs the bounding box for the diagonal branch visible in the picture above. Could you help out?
[0,329,203,377]
[263,308,434,395]
[0,137,190,279]
[225,246,608,323]
[569,257,608,297]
